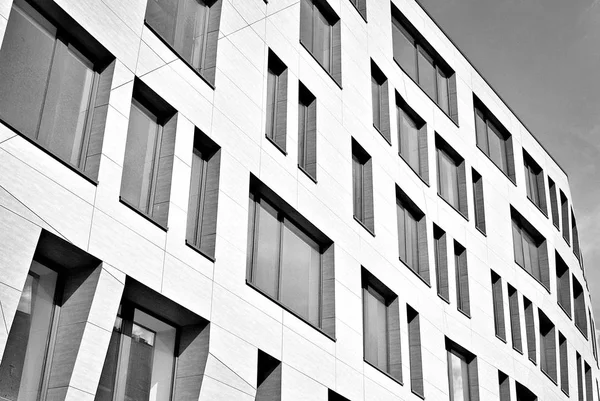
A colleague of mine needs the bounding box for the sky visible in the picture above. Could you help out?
[416,0,600,321]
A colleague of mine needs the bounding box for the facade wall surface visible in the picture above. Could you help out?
[0,0,596,400]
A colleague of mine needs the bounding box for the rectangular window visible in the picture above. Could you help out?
[246,177,335,337]
[391,6,457,123]
[508,284,522,353]
[455,241,470,316]
[145,0,222,84]
[561,190,570,244]
[573,276,588,338]
[511,207,549,289]
[300,0,342,85]
[186,129,221,259]
[585,362,593,401]
[556,252,571,317]
[539,310,557,382]
[491,271,506,341]
[298,82,317,180]
[397,93,429,183]
[577,352,584,401]
[371,60,390,142]
[352,139,374,233]
[515,382,538,401]
[265,50,288,152]
[434,225,449,302]
[436,135,468,217]
[498,371,510,401]
[590,310,598,362]
[524,297,536,363]
[474,97,515,181]
[362,268,402,382]
[572,209,581,261]
[548,177,560,228]
[120,80,177,228]
[446,338,479,401]
[256,350,282,400]
[523,150,547,214]
[559,332,569,395]
[408,305,424,397]
[0,263,58,400]
[0,0,114,180]
[396,187,429,283]
[472,169,486,234]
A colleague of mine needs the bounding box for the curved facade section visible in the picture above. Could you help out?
[0,0,596,400]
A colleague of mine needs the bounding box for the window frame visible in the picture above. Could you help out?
[523,150,547,216]
[298,81,317,181]
[435,135,468,219]
[511,208,549,290]
[454,241,470,317]
[446,338,480,401]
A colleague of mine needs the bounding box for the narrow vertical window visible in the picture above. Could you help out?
[120,80,177,228]
[556,252,571,317]
[436,135,468,217]
[145,0,222,84]
[585,362,593,401]
[473,97,515,181]
[446,338,479,401]
[524,297,536,363]
[539,310,557,382]
[559,332,569,395]
[371,60,390,142]
[348,0,367,20]
[560,190,570,244]
[573,277,588,338]
[299,0,342,85]
[590,311,598,362]
[572,209,581,261]
[256,350,282,401]
[186,129,221,259]
[0,0,114,180]
[511,208,549,289]
[523,150,547,214]
[508,284,522,353]
[352,139,374,233]
[577,352,584,401]
[548,177,560,228]
[472,169,486,234]
[434,225,449,302]
[491,271,506,341]
[408,305,424,397]
[397,94,428,182]
[515,382,538,401]
[298,82,317,180]
[396,187,429,283]
[265,50,288,152]
[362,268,402,382]
[498,371,510,401]
[455,241,470,316]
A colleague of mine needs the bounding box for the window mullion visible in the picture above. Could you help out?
[77,71,100,170]
[147,124,163,215]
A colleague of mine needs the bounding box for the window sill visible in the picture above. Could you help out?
[298,164,317,183]
[475,225,487,237]
[475,145,517,187]
[245,280,336,342]
[514,260,551,294]
[527,196,549,219]
[348,0,368,23]
[495,334,507,344]
[529,356,537,366]
[437,193,468,222]
[398,152,429,187]
[0,118,99,186]
[393,57,459,128]
[119,196,168,232]
[265,134,287,155]
[364,359,403,387]
[561,388,570,398]
[354,215,375,237]
[557,302,572,321]
[143,22,216,90]
[399,258,431,288]
[299,41,343,90]
[411,389,425,400]
[512,346,523,355]
[575,323,588,340]
[185,239,216,262]
[553,222,560,231]
[541,368,558,386]
[438,293,450,304]
[374,124,392,146]
[457,307,471,319]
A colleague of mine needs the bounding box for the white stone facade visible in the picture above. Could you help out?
[0,0,596,400]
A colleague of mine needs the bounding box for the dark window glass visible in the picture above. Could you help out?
[397,201,419,271]
[352,140,373,232]
[417,48,436,99]
[372,75,382,130]
[472,169,486,234]
[523,152,546,213]
[0,264,58,401]
[353,153,364,221]
[515,382,538,401]
[408,306,423,397]
[266,67,279,140]
[363,284,389,372]
[398,108,420,172]
[437,148,460,209]
[559,333,569,395]
[556,252,571,317]
[434,225,449,301]
[437,68,450,114]
[572,210,581,260]
[300,0,338,75]
[539,310,557,382]
[391,18,416,79]
[585,362,593,401]
[298,83,317,179]
[455,242,470,316]
[0,0,102,171]
[498,371,510,401]
[474,101,513,179]
[573,277,588,338]
[511,214,546,285]
[508,285,522,353]
[248,195,323,327]
[560,191,570,244]
[524,297,536,363]
[548,178,559,228]
[491,271,506,341]
[577,353,584,401]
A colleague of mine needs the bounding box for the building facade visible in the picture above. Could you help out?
[0,0,596,400]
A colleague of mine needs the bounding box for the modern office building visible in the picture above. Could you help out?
[0,0,596,400]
